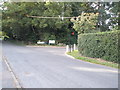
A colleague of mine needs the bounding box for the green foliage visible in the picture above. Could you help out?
[2,2,94,44]
[42,33,56,41]
[0,31,9,39]
[71,13,98,33]
[110,2,120,30]
[90,2,119,31]
[78,30,120,63]
[0,31,2,36]
[97,2,111,31]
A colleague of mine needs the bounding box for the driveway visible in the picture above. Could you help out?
[2,42,118,88]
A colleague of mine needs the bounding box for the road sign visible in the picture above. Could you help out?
[49,40,55,44]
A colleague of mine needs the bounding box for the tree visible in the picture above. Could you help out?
[2,2,95,44]
[109,2,120,30]
[91,2,119,31]
[71,12,98,34]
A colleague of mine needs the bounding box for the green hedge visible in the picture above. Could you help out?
[78,30,120,63]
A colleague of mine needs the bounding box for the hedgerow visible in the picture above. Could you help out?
[78,30,120,63]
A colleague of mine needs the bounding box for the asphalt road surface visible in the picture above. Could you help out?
[2,60,16,88]
[2,42,118,88]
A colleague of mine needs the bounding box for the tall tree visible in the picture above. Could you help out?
[2,2,94,44]
[91,2,119,31]
[71,13,98,33]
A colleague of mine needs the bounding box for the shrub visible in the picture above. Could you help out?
[78,30,120,63]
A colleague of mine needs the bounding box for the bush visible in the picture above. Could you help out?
[78,30,120,63]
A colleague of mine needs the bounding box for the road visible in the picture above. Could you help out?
[2,60,16,88]
[2,42,118,88]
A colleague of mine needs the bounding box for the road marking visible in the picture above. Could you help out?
[65,52,75,59]
[2,56,22,88]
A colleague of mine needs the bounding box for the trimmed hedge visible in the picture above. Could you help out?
[78,30,120,63]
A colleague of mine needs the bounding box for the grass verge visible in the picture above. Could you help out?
[67,50,118,68]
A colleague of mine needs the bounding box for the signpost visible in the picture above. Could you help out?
[49,40,55,44]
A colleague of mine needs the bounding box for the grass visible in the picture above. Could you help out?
[67,50,118,68]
